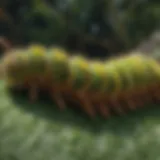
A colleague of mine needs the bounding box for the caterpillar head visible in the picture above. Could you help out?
[1,48,30,87]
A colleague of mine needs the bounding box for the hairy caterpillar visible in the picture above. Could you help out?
[1,44,160,118]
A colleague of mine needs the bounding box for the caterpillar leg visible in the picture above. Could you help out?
[28,85,39,102]
[143,89,154,104]
[124,98,137,110]
[134,88,153,107]
[129,90,145,107]
[109,95,125,115]
[121,92,137,110]
[51,90,66,110]
[153,91,160,101]
[150,85,160,101]
[77,93,96,118]
[97,102,110,118]
[90,94,110,118]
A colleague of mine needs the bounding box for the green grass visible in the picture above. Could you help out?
[0,80,160,160]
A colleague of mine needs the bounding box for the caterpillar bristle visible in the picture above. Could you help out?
[1,45,160,118]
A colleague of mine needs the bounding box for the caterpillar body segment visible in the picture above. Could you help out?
[105,55,160,111]
[69,56,91,91]
[47,48,70,83]
[2,45,160,118]
[26,46,47,76]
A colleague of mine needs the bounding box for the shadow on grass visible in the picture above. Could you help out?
[8,88,160,136]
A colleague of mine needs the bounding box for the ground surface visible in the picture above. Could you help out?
[0,80,160,160]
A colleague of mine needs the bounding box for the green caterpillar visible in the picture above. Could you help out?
[2,44,160,118]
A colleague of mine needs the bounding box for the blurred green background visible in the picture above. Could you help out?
[0,0,160,57]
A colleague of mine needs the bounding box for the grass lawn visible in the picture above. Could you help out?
[0,80,160,160]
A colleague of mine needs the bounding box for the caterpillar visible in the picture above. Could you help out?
[1,44,160,118]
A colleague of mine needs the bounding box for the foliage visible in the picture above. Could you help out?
[0,0,159,57]
[0,81,160,160]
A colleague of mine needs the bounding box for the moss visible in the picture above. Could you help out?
[0,80,160,160]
